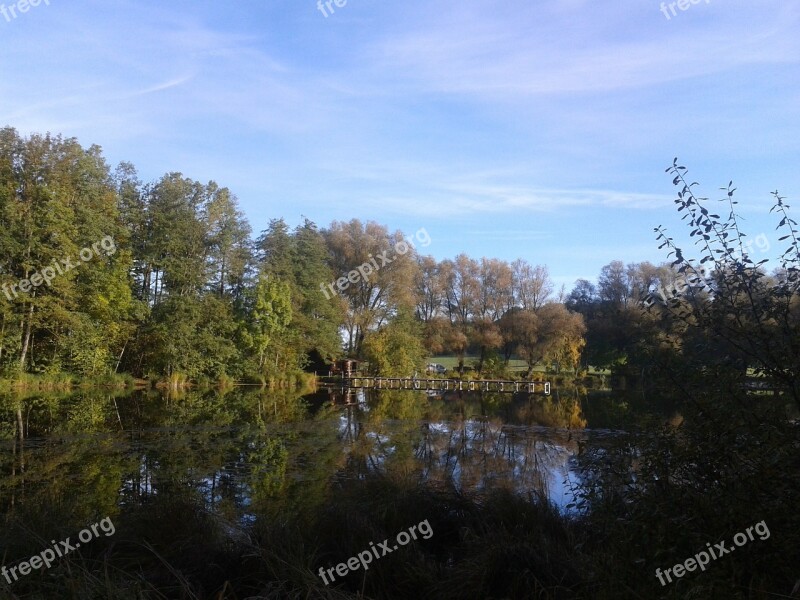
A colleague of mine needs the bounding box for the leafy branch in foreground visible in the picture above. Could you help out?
[646,158,800,409]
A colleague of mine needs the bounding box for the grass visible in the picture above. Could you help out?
[429,355,543,374]
[0,372,135,392]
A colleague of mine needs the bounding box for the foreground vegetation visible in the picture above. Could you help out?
[2,460,797,600]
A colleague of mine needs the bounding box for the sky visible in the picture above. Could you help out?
[1,0,799,291]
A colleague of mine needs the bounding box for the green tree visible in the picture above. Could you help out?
[0,128,134,375]
[205,185,252,299]
[362,309,426,377]
[291,219,343,364]
[249,274,293,372]
[254,218,343,369]
[138,295,241,379]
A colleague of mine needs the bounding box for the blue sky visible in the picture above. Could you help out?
[2,0,798,290]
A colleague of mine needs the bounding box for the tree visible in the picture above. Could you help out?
[291,219,345,364]
[250,274,293,372]
[648,160,800,407]
[255,218,294,281]
[512,259,553,311]
[414,255,445,323]
[324,219,417,356]
[362,309,426,377]
[566,279,597,311]
[538,304,586,374]
[569,265,661,370]
[146,175,209,300]
[503,309,540,377]
[253,218,343,368]
[597,260,630,307]
[473,258,511,372]
[440,255,480,373]
[0,128,135,374]
[498,307,538,367]
[503,304,586,376]
[205,186,252,298]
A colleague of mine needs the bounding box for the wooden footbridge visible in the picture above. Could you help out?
[342,377,551,395]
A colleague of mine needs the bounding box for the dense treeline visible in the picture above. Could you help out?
[2,128,799,400]
[0,128,599,382]
[0,128,346,382]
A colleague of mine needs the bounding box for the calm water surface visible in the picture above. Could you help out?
[0,386,618,526]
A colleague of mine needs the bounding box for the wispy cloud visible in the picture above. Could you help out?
[463,230,554,242]
[369,0,800,99]
[372,187,670,218]
[118,75,196,99]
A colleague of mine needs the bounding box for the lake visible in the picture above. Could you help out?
[0,386,624,529]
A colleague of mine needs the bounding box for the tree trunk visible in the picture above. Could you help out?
[0,312,5,364]
[115,339,128,373]
[16,406,24,442]
[18,302,34,371]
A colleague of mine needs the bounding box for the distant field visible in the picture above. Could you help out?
[586,366,610,375]
[427,356,611,376]
[428,356,540,373]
